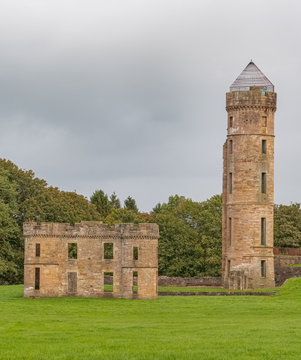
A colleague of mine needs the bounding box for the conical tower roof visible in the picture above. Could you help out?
[230,61,274,92]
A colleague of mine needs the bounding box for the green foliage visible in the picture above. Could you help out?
[109,192,121,209]
[154,194,222,277]
[274,203,301,247]
[90,189,112,219]
[0,158,100,284]
[124,196,138,212]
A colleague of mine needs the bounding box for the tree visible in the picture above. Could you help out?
[124,196,138,212]
[110,192,121,209]
[90,189,112,218]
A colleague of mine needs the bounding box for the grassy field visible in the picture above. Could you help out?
[1,279,301,360]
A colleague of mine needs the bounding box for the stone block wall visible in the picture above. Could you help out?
[24,221,159,300]
[274,247,301,286]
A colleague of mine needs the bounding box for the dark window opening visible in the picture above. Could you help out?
[261,173,266,194]
[262,140,266,154]
[35,243,40,257]
[104,243,114,259]
[230,140,233,154]
[35,267,40,290]
[133,271,138,293]
[229,116,233,128]
[229,218,232,245]
[261,260,266,277]
[227,260,231,276]
[133,247,139,260]
[262,116,267,127]
[68,243,77,259]
[261,218,266,245]
[229,173,233,194]
[104,272,113,292]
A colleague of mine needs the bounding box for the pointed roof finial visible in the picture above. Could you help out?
[230,61,274,92]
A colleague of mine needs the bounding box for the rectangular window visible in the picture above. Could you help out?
[229,116,233,128]
[133,271,138,294]
[229,218,232,246]
[261,260,266,277]
[35,267,40,290]
[35,243,40,257]
[262,116,267,127]
[104,243,114,259]
[229,140,233,154]
[133,246,139,260]
[261,172,266,194]
[104,272,113,292]
[68,243,77,259]
[227,260,231,275]
[229,173,233,194]
[261,218,266,245]
[262,140,266,154]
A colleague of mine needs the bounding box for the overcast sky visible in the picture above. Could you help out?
[0,0,300,211]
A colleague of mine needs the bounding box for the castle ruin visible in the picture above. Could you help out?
[24,221,159,299]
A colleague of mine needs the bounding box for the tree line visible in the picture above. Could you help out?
[0,158,300,284]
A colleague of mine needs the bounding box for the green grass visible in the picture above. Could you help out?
[1,279,301,359]
[289,264,301,267]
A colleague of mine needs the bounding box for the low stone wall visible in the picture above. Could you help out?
[159,291,276,296]
[158,276,222,287]
[274,247,301,286]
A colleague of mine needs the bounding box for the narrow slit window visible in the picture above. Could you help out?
[229,218,232,246]
[35,267,40,290]
[35,243,40,257]
[133,246,138,260]
[227,260,231,276]
[261,218,266,245]
[262,140,266,154]
[104,272,113,292]
[133,271,138,294]
[229,116,233,128]
[104,243,114,259]
[262,116,267,127]
[229,173,233,194]
[68,243,77,259]
[261,173,266,194]
[229,140,233,154]
[261,260,266,277]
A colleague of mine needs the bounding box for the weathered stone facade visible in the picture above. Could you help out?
[24,221,159,299]
[222,62,277,289]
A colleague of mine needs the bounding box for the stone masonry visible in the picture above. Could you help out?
[222,62,277,289]
[24,221,159,299]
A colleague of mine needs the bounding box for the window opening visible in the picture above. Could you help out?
[68,243,77,259]
[261,260,266,277]
[229,116,233,128]
[229,173,233,194]
[261,218,266,245]
[262,140,266,154]
[227,260,231,276]
[261,173,266,194]
[133,246,139,260]
[104,243,113,259]
[35,243,40,257]
[104,272,113,292]
[230,140,233,154]
[133,271,138,294]
[35,268,40,290]
[229,218,232,245]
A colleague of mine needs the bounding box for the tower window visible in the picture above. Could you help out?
[261,260,266,277]
[261,173,266,193]
[229,218,232,245]
[229,140,233,154]
[262,116,267,127]
[35,268,40,290]
[35,243,40,257]
[261,218,266,245]
[262,140,267,154]
[228,260,231,275]
[229,173,233,194]
[229,116,233,128]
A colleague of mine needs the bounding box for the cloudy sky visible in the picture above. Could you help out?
[0,0,300,211]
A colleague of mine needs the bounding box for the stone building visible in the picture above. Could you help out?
[222,61,277,289]
[24,221,159,299]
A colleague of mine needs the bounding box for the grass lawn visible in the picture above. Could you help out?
[0,279,301,360]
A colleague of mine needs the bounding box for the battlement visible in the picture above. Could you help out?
[226,88,277,111]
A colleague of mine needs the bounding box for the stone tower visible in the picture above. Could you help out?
[222,61,277,289]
